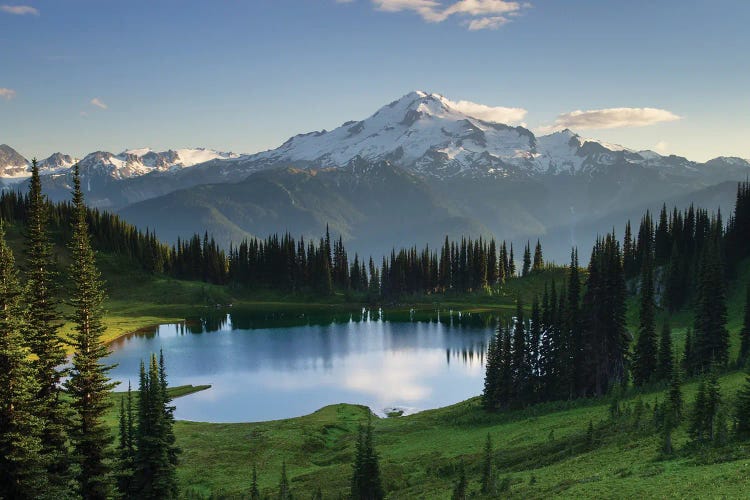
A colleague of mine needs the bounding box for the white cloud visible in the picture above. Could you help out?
[538,107,681,133]
[90,97,108,109]
[654,141,669,154]
[0,87,16,100]
[370,0,527,29]
[445,97,526,124]
[1,4,39,15]
[466,15,509,30]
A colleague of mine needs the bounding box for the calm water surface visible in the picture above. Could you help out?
[108,310,494,422]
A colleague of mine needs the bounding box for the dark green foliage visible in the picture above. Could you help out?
[117,383,136,498]
[249,464,260,500]
[0,221,47,499]
[579,234,628,397]
[480,433,495,495]
[278,461,291,500]
[22,160,71,493]
[734,370,750,439]
[689,371,722,444]
[532,240,544,273]
[482,330,501,411]
[511,298,528,406]
[522,242,531,277]
[693,242,729,370]
[657,323,673,382]
[350,417,384,500]
[633,253,658,387]
[133,354,179,499]
[65,165,118,499]
[451,461,467,500]
[740,284,750,364]
[668,366,683,425]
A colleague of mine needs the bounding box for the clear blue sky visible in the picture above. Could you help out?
[1,0,748,162]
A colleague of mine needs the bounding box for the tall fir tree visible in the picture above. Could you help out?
[117,383,136,498]
[633,253,658,386]
[532,240,544,273]
[511,297,529,405]
[693,243,729,369]
[482,329,501,411]
[480,433,495,495]
[668,365,683,425]
[735,368,750,439]
[740,284,750,365]
[22,158,71,492]
[522,242,531,277]
[249,464,260,500]
[657,322,674,382]
[351,417,384,500]
[133,354,179,499]
[0,221,47,499]
[451,461,467,500]
[278,461,290,500]
[65,164,118,499]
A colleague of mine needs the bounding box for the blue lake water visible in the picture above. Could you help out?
[107,310,494,422]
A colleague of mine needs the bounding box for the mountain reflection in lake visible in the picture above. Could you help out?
[108,309,495,422]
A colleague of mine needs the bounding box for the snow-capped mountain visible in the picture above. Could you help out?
[38,152,78,174]
[0,147,241,183]
[74,148,243,180]
[0,144,31,181]
[228,91,706,180]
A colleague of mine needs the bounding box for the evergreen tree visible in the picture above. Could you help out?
[250,464,260,500]
[633,253,658,386]
[693,243,729,369]
[451,461,467,500]
[532,240,544,273]
[522,242,531,277]
[740,284,750,365]
[278,461,290,500]
[657,322,674,382]
[65,165,118,499]
[133,354,179,499]
[689,371,721,444]
[117,383,136,498]
[735,368,750,439]
[511,297,529,405]
[668,366,683,425]
[683,328,695,375]
[529,295,542,400]
[482,330,501,411]
[0,221,47,499]
[22,158,71,492]
[350,417,384,500]
[480,433,495,495]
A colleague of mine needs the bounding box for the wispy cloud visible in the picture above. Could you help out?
[0,88,16,100]
[538,107,681,133]
[653,141,670,154]
[444,97,526,124]
[90,97,108,109]
[1,4,39,15]
[370,0,528,30]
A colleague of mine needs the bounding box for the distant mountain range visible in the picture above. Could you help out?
[3,91,748,262]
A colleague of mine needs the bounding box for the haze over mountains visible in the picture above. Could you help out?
[3,91,748,261]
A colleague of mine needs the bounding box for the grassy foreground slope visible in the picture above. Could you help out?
[127,371,749,498]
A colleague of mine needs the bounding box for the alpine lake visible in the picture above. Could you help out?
[108,308,498,422]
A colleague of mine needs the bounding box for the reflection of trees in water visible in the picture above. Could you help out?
[185,308,502,334]
[145,311,496,370]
